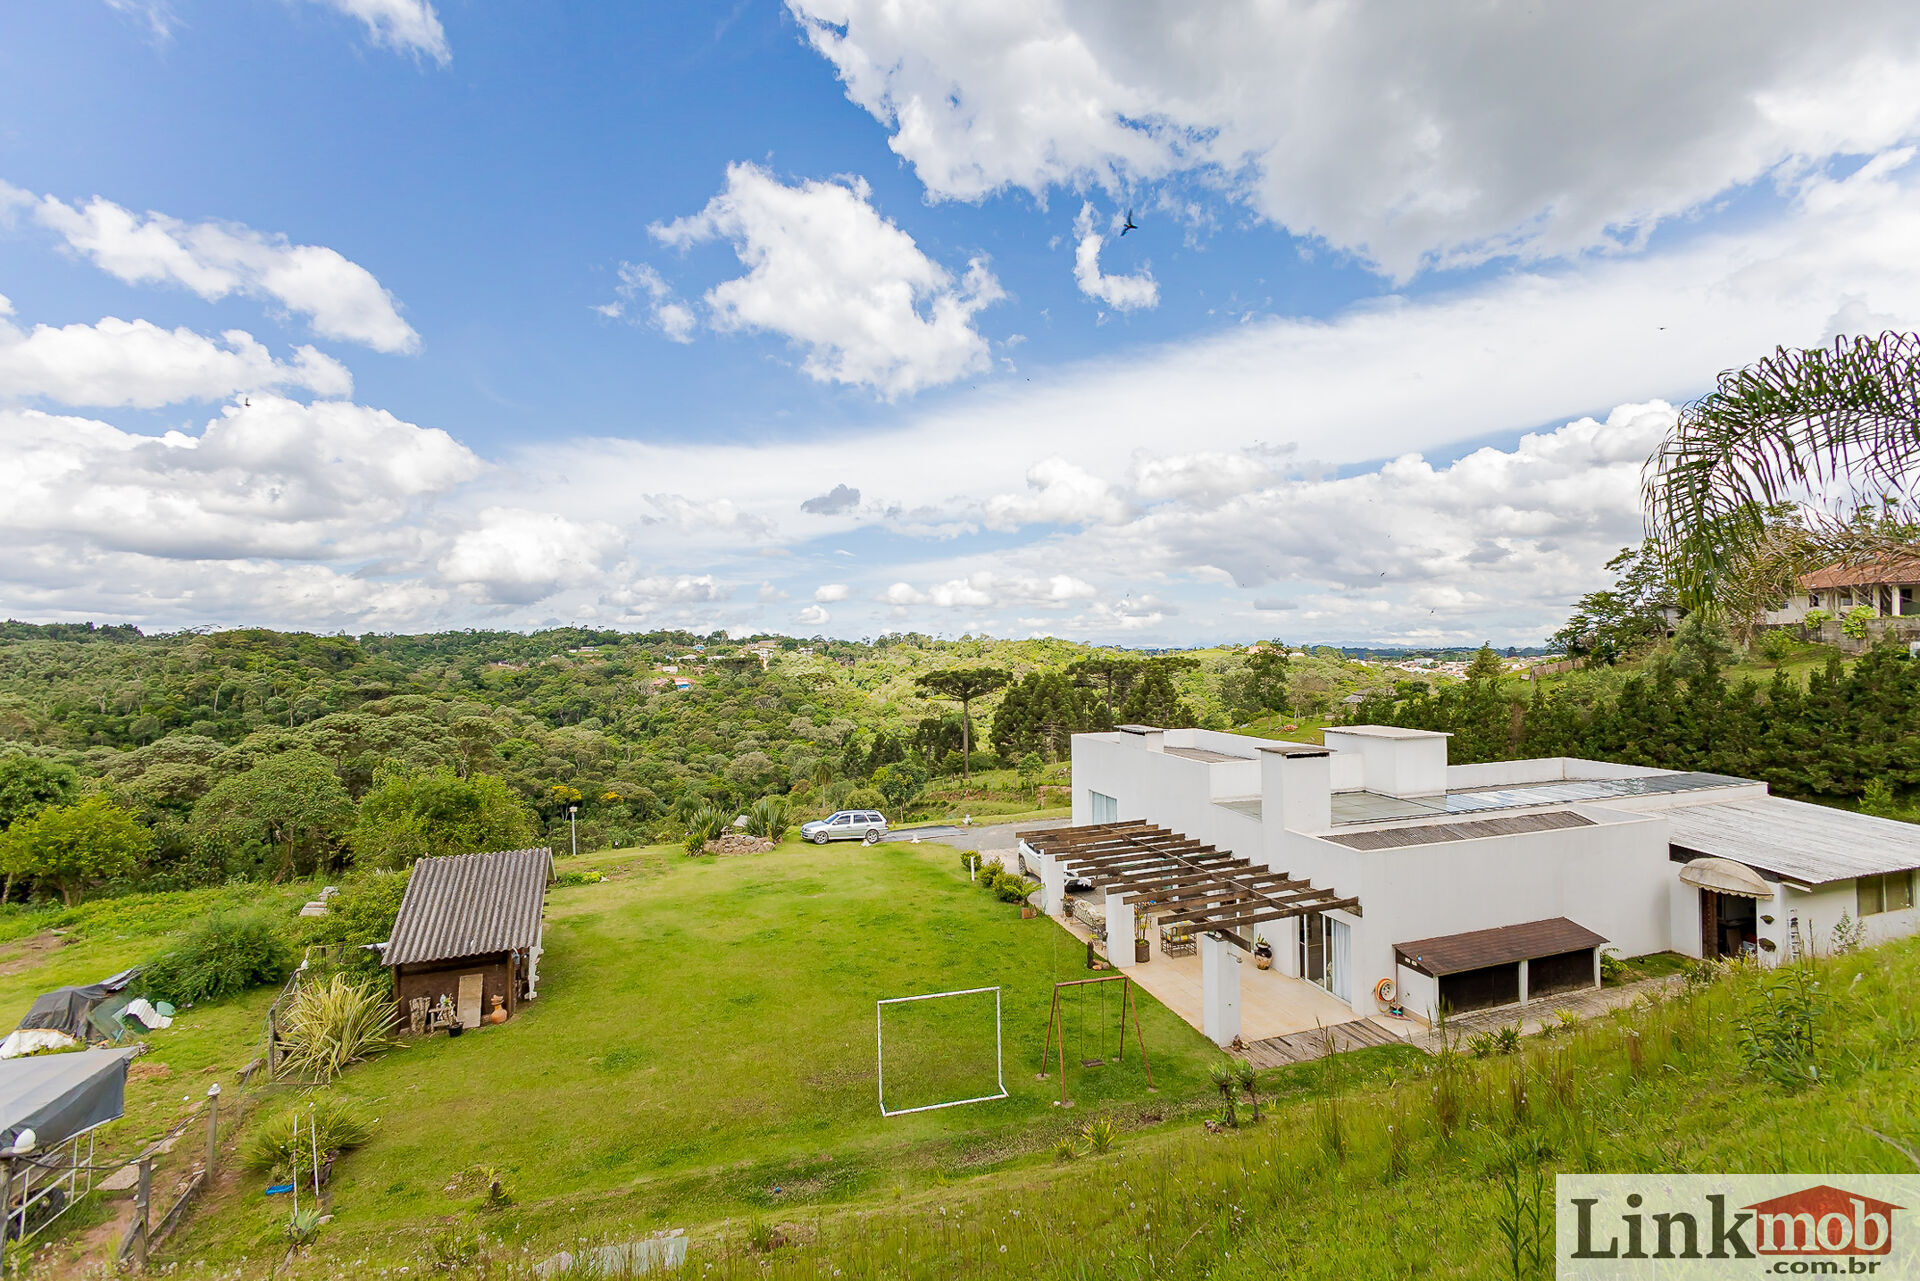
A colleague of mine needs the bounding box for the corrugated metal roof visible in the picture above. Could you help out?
[385,848,553,967]
[1665,797,1920,885]
[1395,917,1606,977]
[1325,809,1593,850]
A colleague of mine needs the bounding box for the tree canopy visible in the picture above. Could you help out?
[0,795,150,904]
[351,767,539,869]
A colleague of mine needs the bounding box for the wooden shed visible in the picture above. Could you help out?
[386,848,554,1031]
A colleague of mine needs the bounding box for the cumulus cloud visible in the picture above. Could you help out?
[0,306,351,408]
[0,395,478,561]
[1071,204,1157,311]
[1,183,419,353]
[797,604,831,626]
[983,456,1129,530]
[311,0,450,65]
[595,262,695,342]
[438,508,624,605]
[800,483,861,515]
[651,163,1003,396]
[790,0,1920,277]
[882,571,1096,611]
[814,583,850,602]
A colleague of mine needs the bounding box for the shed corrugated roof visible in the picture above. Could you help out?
[1395,917,1606,977]
[385,848,553,967]
[1325,809,1592,850]
[1665,797,1920,885]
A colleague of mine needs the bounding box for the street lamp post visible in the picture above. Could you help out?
[568,804,578,859]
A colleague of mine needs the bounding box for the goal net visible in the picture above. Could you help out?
[875,986,1007,1116]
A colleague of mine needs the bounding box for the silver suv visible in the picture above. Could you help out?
[801,810,889,844]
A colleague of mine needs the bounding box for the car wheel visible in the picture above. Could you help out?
[812,832,829,845]
[863,828,881,845]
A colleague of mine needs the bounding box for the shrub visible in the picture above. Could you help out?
[1598,947,1628,986]
[682,804,728,856]
[844,787,886,811]
[242,1094,374,1180]
[143,910,293,1006]
[296,869,411,987]
[1736,965,1824,1090]
[277,974,398,1080]
[1081,1114,1119,1153]
[1758,629,1795,665]
[990,871,1033,905]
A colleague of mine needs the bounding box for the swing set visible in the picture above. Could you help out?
[1039,975,1153,1107]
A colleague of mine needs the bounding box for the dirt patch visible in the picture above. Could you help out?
[128,1061,172,1082]
[0,931,71,978]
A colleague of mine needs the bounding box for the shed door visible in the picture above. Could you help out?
[457,973,484,1029]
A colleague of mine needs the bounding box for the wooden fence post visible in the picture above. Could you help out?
[204,1083,221,1174]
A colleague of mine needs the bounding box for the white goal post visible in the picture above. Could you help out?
[875,986,1008,1117]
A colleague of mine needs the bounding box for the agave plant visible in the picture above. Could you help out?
[1080,1113,1119,1154]
[276,974,397,1081]
[682,803,728,856]
[742,796,792,842]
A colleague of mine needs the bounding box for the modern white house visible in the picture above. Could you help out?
[1019,724,1920,1046]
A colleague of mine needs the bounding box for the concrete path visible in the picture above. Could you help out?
[895,818,1070,856]
[1410,974,1685,1049]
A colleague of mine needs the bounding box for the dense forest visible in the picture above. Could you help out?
[1352,619,1920,815]
[0,622,1346,901]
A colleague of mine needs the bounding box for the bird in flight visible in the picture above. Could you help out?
[1120,208,1139,235]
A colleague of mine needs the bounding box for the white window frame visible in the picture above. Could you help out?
[875,986,1007,1117]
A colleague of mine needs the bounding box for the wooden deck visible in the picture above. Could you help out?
[1233,1017,1407,1068]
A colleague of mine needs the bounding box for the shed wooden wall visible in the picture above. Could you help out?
[394,952,519,1028]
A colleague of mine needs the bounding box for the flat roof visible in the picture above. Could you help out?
[1324,809,1593,850]
[1325,725,1450,740]
[1666,796,1920,885]
[1329,770,1753,825]
[1396,917,1606,977]
[1164,745,1249,764]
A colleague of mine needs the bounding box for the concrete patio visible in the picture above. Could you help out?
[1052,907,1369,1042]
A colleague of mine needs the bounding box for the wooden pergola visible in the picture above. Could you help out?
[1017,820,1359,952]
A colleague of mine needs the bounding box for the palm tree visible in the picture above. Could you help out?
[1645,331,1920,613]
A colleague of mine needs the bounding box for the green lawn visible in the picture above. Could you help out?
[159,838,1229,1272]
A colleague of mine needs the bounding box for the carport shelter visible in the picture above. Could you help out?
[1395,917,1606,1014]
[385,848,553,1030]
[0,1048,136,1149]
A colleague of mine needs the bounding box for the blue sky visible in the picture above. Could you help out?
[4,1,1920,645]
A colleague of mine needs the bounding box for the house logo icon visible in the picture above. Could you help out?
[1743,1185,1903,1257]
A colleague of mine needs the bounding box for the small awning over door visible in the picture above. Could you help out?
[1678,857,1772,899]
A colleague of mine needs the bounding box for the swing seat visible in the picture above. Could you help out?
[1079,1057,1105,1068]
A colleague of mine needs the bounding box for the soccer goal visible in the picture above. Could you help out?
[875,986,1008,1117]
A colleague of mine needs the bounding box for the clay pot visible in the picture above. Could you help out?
[487,995,508,1025]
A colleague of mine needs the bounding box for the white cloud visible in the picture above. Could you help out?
[1071,203,1157,311]
[651,163,1003,396]
[790,0,1920,277]
[881,571,1096,611]
[0,395,478,561]
[1,183,419,353]
[0,308,351,408]
[311,0,450,65]
[438,508,623,606]
[102,0,177,41]
[797,604,831,626]
[814,583,850,602]
[983,456,1128,530]
[596,262,696,342]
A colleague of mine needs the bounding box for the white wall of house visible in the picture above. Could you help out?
[1286,807,1672,1020]
[1322,729,1448,797]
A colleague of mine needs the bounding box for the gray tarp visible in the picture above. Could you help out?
[15,986,114,1042]
[0,1049,134,1148]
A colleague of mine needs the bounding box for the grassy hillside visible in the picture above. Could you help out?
[0,843,1911,1277]
[155,838,1233,1272]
